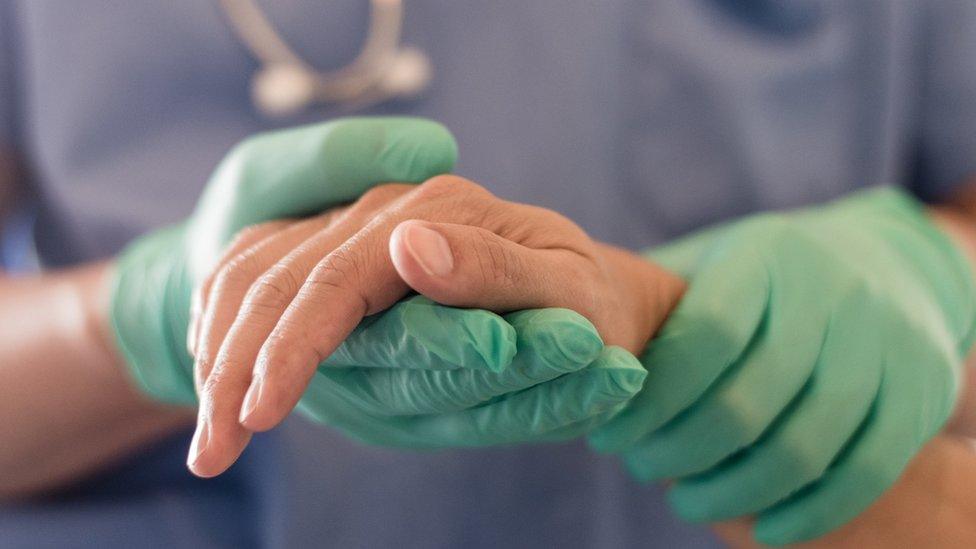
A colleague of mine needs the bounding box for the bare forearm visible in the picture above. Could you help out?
[0,262,191,500]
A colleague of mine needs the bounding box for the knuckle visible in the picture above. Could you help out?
[312,247,362,288]
[315,246,361,282]
[474,230,523,286]
[416,174,491,202]
[200,361,249,402]
[305,247,370,313]
[263,324,318,365]
[465,198,508,230]
[257,329,289,363]
[523,205,572,230]
[356,183,413,208]
[199,365,226,401]
[245,268,303,311]
[213,252,262,292]
[405,176,498,226]
[193,355,213,388]
[200,374,220,403]
[546,212,593,248]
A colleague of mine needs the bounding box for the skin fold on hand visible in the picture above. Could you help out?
[186,175,685,477]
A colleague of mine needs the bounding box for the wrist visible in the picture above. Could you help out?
[78,261,125,378]
[596,242,686,354]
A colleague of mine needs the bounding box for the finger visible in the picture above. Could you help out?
[309,307,603,416]
[389,219,592,313]
[667,289,883,523]
[237,227,410,433]
[190,187,411,477]
[753,321,960,545]
[588,247,770,453]
[187,117,458,278]
[619,256,833,481]
[198,182,412,369]
[192,216,331,386]
[240,176,584,432]
[187,219,292,357]
[536,403,630,443]
[302,346,645,448]
[324,295,514,372]
[393,346,645,448]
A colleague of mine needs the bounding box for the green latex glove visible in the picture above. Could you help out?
[299,300,647,447]
[110,117,457,404]
[589,187,976,545]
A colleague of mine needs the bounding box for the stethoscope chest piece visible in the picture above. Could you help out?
[252,64,318,118]
[380,46,433,100]
[221,0,431,117]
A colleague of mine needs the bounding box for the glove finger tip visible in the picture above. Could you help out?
[585,432,617,454]
[667,500,706,525]
[512,309,604,371]
[600,347,647,389]
[622,453,659,484]
[476,316,518,373]
[666,484,722,524]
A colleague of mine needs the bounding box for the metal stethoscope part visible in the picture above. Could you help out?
[219,0,432,117]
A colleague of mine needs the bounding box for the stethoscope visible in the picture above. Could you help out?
[219,0,432,117]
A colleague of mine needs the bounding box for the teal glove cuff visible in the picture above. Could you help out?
[110,225,196,404]
[819,187,976,354]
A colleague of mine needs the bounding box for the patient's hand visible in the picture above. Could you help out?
[187,176,685,477]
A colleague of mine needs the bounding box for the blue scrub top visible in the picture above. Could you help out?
[2,1,976,547]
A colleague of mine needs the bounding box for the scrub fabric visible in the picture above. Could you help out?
[2,1,976,547]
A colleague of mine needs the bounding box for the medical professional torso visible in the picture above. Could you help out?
[2,1,974,547]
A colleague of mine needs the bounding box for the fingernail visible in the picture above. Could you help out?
[188,421,211,470]
[239,378,264,424]
[404,223,454,276]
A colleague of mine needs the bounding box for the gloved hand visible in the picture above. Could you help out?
[112,116,643,467]
[110,117,457,404]
[589,187,976,545]
[299,298,646,448]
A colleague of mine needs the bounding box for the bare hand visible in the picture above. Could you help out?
[187,176,684,477]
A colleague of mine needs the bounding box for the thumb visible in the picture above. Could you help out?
[188,117,457,278]
[389,220,587,314]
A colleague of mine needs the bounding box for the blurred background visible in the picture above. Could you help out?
[2,2,975,547]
